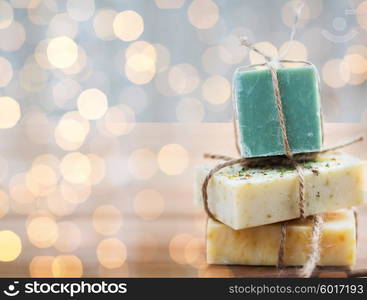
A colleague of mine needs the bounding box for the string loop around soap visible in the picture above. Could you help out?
[202,4,364,278]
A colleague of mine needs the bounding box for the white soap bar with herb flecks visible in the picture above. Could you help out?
[207,209,356,266]
[195,152,365,230]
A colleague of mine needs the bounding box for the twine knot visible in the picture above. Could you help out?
[202,3,364,278]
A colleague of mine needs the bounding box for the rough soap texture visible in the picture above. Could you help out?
[235,66,322,158]
[207,209,356,266]
[195,152,365,229]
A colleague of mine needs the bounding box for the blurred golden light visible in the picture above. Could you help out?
[0,21,26,51]
[322,59,351,88]
[168,63,200,95]
[169,233,193,264]
[134,189,164,221]
[281,0,311,28]
[347,73,367,86]
[125,61,156,85]
[47,36,78,69]
[60,152,91,184]
[344,54,367,74]
[27,0,58,25]
[202,75,231,104]
[126,53,155,73]
[113,10,144,42]
[93,9,117,41]
[102,105,135,137]
[47,13,78,38]
[61,45,87,75]
[357,1,367,30]
[93,205,123,236]
[0,189,9,218]
[34,39,54,69]
[97,238,127,269]
[54,111,90,151]
[0,96,20,128]
[0,0,14,29]
[46,187,77,216]
[26,210,54,226]
[30,256,55,278]
[154,44,171,73]
[33,154,60,178]
[188,0,219,29]
[185,237,206,268]
[66,0,95,22]
[20,62,48,92]
[158,144,189,175]
[128,148,158,180]
[249,42,278,66]
[55,118,89,151]
[27,216,58,248]
[9,172,35,204]
[53,78,81,108]
[0,57,12,87]
[176,97,205,123]
[155,0,185,9]
[219,35,247,65]
[77,88,108,120]
[52,255,83,278]
[26,164,57,196]
[126,41,156,60]
[86,153,106,185]
[54,222,81,253]
[0,230,22,262]
[60,180,91,204]
[279,40,308,66]
[125,41,157,85]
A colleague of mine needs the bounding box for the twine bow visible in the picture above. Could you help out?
[201,5,364,278]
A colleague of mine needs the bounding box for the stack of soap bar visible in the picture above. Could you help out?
[234,66,322,158]
[196,152,365,229]
[207,209,356,266]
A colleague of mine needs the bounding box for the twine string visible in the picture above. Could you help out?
[267,62,306,220]
[300,215,324,277]
[277,222,287,269]
[202,4,362,277]
[201,157,248,220]
[203,135,363,164]
[201,135,363,274]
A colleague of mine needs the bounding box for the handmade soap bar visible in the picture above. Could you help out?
[195,152,365,229]
[234,66,322,158]
[207,209,356,266]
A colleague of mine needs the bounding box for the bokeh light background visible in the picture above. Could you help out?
[0,0,366,277]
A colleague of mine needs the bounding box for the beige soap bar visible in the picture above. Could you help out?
[207,209,356,266]
[196,152,365,229]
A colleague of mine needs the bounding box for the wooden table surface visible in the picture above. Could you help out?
[0,122,366,277]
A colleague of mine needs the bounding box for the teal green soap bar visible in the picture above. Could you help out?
[235,66,322,158]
